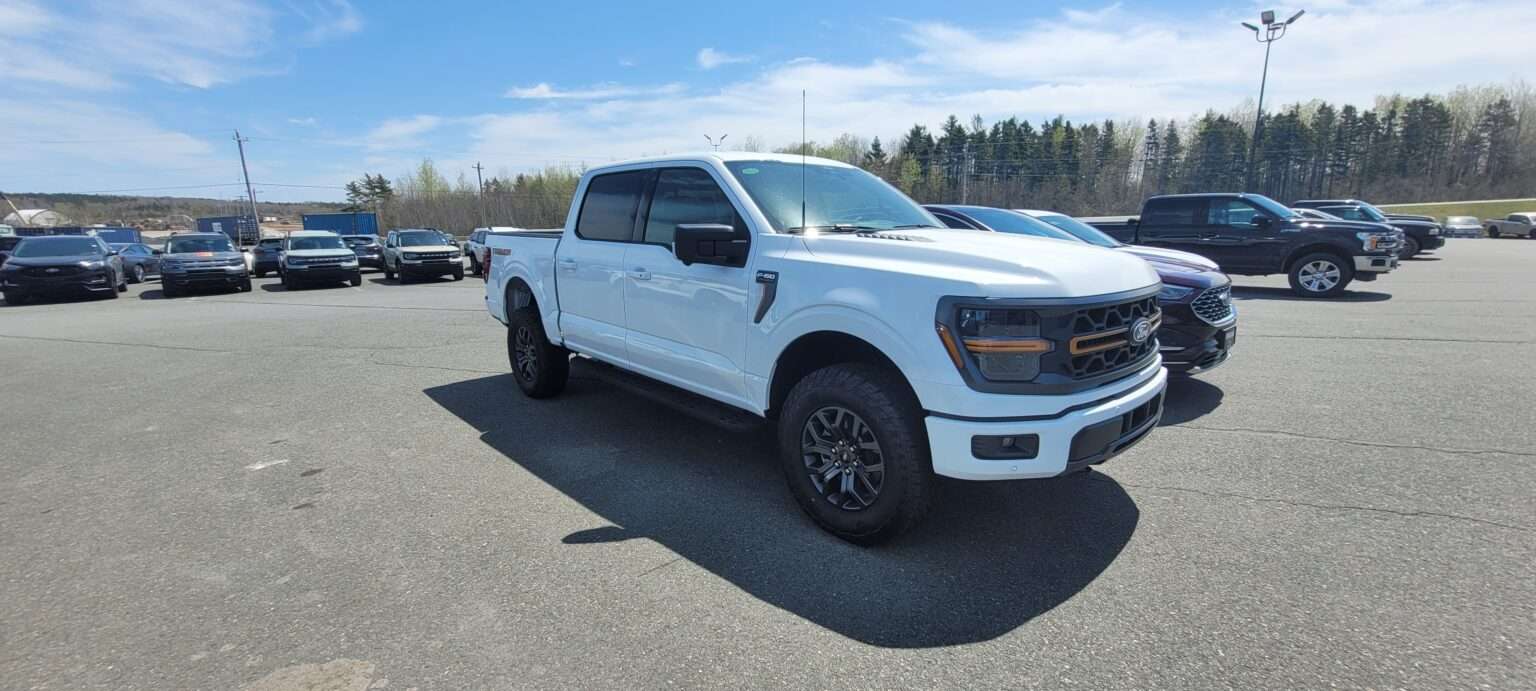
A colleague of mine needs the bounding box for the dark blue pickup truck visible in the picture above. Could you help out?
[1085,193,1402,298]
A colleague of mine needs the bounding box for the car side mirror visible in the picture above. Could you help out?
[674,224,748,266]
[1251,216,1273,229]
[107,249,119,256]
[152,249,163,255]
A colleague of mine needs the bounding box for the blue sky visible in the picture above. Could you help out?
[3,0,1533,202]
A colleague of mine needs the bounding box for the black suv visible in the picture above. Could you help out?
[1292,199,1444,258]
[1087,193,1402,298]
[0,235,128,304]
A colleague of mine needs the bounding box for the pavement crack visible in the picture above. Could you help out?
[1090,476,1532,533]
[368,359,504,375]
[637,556,684,577]
[203,299,482,313]
[0,333,231,353]
[1166,423,1536,459]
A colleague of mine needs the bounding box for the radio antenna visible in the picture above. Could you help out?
[800,89,807,231]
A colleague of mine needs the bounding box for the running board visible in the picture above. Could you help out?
[574,358,767,433]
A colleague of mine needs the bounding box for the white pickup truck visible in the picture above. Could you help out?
[484,153,1168,543]
[1483,213,1536,239]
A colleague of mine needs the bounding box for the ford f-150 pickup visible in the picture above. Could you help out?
[1086,193,1402,298]
[1482,213,1536,239]
[484,153,1168,544]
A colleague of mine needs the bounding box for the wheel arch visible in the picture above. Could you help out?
[766,330,918,419]
[1283,243,1352,272]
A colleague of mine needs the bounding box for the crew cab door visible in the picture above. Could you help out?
[623,166,754,408]
[1137,197,1209,258]
[556,170,649,364]
[1201,198,1288,272]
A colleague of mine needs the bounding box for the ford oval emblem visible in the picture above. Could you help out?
[1129,317,1153,346]
[45,267,60,273]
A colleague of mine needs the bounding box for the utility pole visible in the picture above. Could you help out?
[473,162,487,227]
[233,130,260,244]
[704,134,728,151]
[1241,9,1304,193]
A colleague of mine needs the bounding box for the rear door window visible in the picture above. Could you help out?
[576,171,649,242]
[1207,199,1261,228]
[1141,198,1203,226]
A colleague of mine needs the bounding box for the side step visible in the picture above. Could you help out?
[573,358,767,433]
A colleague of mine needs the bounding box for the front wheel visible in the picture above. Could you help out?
[383,262,396,280]
[507,307,569,398]
[350,273,362,287]
[130,265,145,283]
[1488,228,1501,238]
[452,266,464,281]
[1400,236,1421,258]
[1288,252,1354,298]
[778,363,932,545]
[470,254,482,276]
[240,277,253,292]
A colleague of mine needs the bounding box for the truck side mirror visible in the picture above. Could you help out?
[674,224,749,267]
[152,249,163,255]
[1251,215,1273,229]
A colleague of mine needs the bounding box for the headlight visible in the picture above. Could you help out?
[82,260,105,269]
[403,252,420,260]
[1157,284,1195,301]
[937,308,1051,381]
[1357,232,1392,251]
[225,257,245,267]
[1428,226,1440,236]
[286,257,305,266]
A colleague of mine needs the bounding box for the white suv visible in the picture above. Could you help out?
[382,229,464,283]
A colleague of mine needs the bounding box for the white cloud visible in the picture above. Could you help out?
[295,0,362,41]
[505,82,685,100]
[288,117,319,126]
[697,47,750,70]
[365,115,444,151]
[0,99,229,193]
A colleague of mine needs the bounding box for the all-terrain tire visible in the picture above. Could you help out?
[507,307,569,398]
[777,363,933,545]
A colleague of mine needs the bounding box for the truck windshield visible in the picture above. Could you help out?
[395,231,452,246]
[167,236,234,254]
[14,237,103,257]
[1031,213,1123,248]
[289,236,345,250]
[1244,194,1303,219]
[724,161,938,232]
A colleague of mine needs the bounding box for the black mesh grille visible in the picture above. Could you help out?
[1191,286,1233,325]
[22,266,82,277]
[1068,296,1159,378]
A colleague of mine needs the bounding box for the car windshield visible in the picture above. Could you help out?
[955,208,1079,241]
[342,236,378,245]
[725,161,938,232]
[14,237,103,257]
[289,235,345,250]
[1447,216,1478,224]
[94,229,138,243]
[1030,213,1122,248]
[259,239,282,247]
[396,231,451,246]
[167,236,234,253]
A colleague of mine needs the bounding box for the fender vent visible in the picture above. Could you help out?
[854,232,933,242]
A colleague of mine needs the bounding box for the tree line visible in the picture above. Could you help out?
[347,81,1533,231]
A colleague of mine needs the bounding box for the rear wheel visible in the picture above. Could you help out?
[507,307,569,398]
[778,363,932,545]
[130,265,145,283]
[1288,252,1353,298]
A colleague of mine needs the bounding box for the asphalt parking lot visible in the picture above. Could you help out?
[2,242,1533,690]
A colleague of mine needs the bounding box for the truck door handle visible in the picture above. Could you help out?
[558,258,577,271]
[628,268,652,281]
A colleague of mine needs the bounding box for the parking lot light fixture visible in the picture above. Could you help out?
[1243,8,1304,192]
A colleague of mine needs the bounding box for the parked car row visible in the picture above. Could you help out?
[1,228,470,305]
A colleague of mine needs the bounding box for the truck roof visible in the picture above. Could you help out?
[587,151,857,175]
[1146,193,1260,201]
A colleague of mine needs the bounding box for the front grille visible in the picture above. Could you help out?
[1191,286,1234,326]
[22,266,82,277]
[412,251,455,260]
[1066,296,1160,378]
[297,258,347,267]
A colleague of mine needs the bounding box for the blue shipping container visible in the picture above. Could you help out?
[196,216,260,245]
[93,227,143,244]
[302,212,378,237]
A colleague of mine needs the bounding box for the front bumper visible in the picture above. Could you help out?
[1354,254,1398,273]
[286,265,360,281]
[1,270,115,295]
[1158,307,1235,375]
[400,258,462,276]
[354,254,384,268]
[924,364,1168,481]
[1421,234,1445,250]
[163,266,248,287]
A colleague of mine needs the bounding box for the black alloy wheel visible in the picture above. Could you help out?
[800,406,886,511]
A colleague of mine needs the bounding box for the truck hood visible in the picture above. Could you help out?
[286,249,355,259]
[800,229,1160,297]
[1292,218,1400,236]
[3,255,106,268]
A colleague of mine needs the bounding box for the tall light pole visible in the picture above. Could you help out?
[1242,9,1304,192]
[704,134,728,151]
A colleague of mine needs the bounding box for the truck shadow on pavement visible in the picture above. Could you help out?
[1230,286,1392,302]
[1160,378,1224,426]
[424,370,1139,648]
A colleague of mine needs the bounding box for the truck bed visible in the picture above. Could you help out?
[483,230,563,327]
